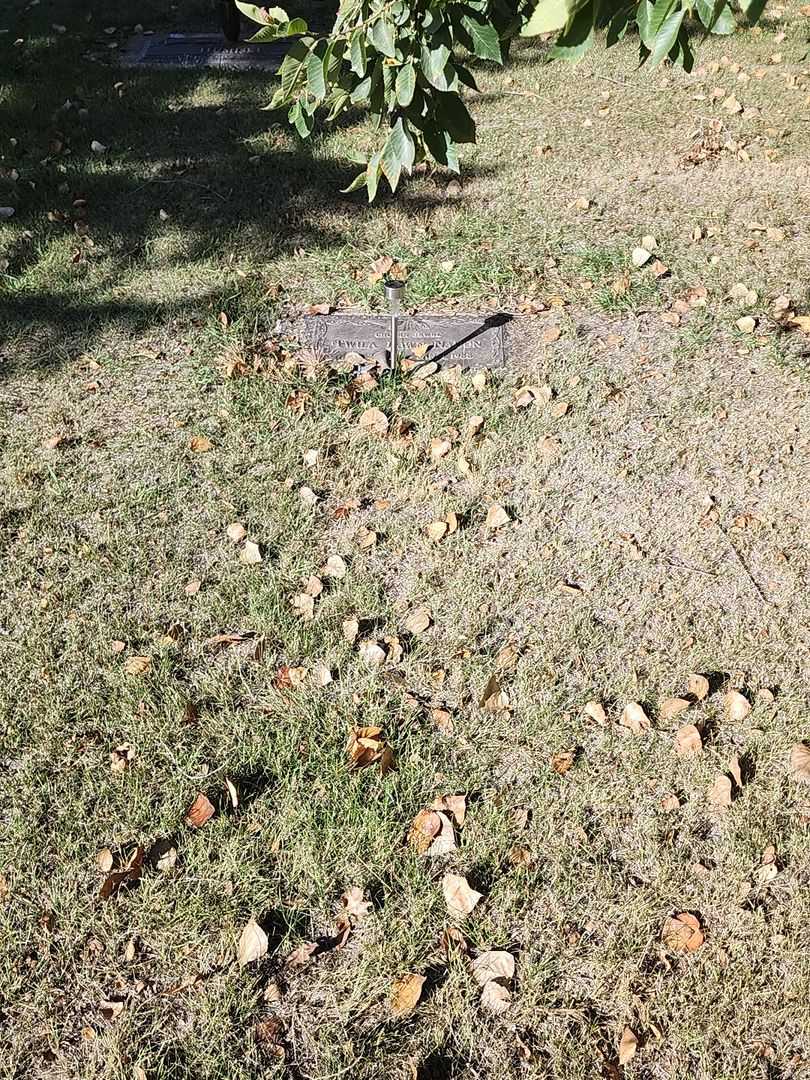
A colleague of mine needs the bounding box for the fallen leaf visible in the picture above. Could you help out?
[408,809,442,853]
[485,503,510,530]
[442,873,482,918]
[789,742,810,784]
[736,315,756,334]
[96,848,114,873]
[110,744,135,774]
[226,522,246,543]
[674,723,702,756]
[124,655,151,676]
[662,912,704,952]
[480,980,511,1014]
[404,607,432,635]
[728,754,743,789]
[189,435,213,453]
[286,941,318,967]
[471,951,514,986]
[390,973,425,1016]
[291,593,315,620]
[687,673,710,701]
[427,811,457,856]
[358,639,386,665]
[583,700,607,725]
[90,140,108,154]
[541,324,561,344]
[513,384,552,409]
[618,1026,638,1065]
[632,246,652,267]
[358,408,389,436]
[185,793,215,828]
[620,702,651,735]
[322,554,347,578]
[347,726,391,771]
[432,794,466,827]
[787,315,810,334]
[550,749,576,774]
[240,540,263,565]
[726,690,751,721]
[99,999,124,1021]
[430,436,453,461]
[425,512,458,542]
[342,617,359,642]
[660,793,681,812]
[440,927,469,957]
[312,663,333,686]
[99,845,144,901]
[722,93,743,113]
[341,886,372,924]
[708,773,733,811]
[660,697,691,721]
[238,917,268,967]
[155,845,177,872]
[225,777,238,809]
[481,673,509,713]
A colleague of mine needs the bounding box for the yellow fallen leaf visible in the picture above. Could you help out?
[390,973,425,1016]
[189,435,213,453]
[240,540,263,565]
[124,655,151,676]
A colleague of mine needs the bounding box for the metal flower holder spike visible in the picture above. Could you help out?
[383,277,406,371]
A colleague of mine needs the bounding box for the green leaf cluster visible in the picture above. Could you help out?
[237,0,770,200]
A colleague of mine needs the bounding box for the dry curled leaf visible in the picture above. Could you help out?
[789,742,810,785]
[513,383,552,409]
[185,793,215,828]
[341,886,372,924]
[583,700,607,725]
[124,655,151,676]
[660,697,691,721]
[189,435,213,453]
[432,793,466,827]
[620,702,651,735]
[390,973,425,1016]
[442,873,482,918]
[404,607,432,635]
[660,792,681,812]
[240,540,263,565]
[358,408,389,436]
[481,673,509,713]
[98,845,144,901]
[347,726,393,773]
[291,593,315,620]
[322,554,347,578]
[708,774,733,811]
[485,503,510,530]
[238,917,269,967]
[662,912,704,952]
[226,522,246,543]
[674,723,702,757]
[425,511,458,542]
[550,749,576,774]
[726,690,751,721]
[110,744,135,774]
[687,673,710,701]
[618,1026,638,1065]
[408,809,442,853]
[471,951,515,986]
[480,980,511,1014]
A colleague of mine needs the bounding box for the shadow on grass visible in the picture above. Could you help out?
[0,15,502,380]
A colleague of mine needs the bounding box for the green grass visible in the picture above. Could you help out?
[3,1,810,1078]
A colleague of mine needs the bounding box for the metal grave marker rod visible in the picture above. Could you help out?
[383,277,406,372]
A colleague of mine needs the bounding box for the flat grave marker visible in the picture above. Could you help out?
[294,313,511,370]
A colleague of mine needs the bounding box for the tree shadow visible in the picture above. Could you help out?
[1,7,502,381]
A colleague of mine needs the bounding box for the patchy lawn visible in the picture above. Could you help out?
[2,1,810,1079]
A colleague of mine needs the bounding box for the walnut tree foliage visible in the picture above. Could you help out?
[236,0,768,199]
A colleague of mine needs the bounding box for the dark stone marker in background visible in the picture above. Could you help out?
[121,33,288,70]
[296,313,511,370]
